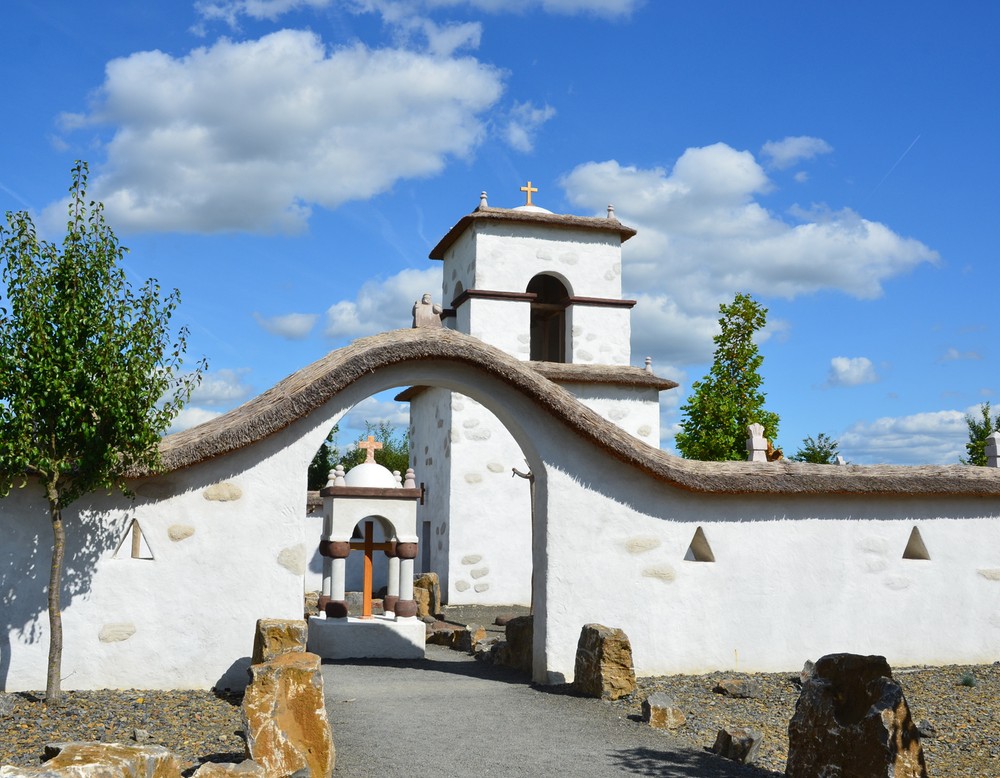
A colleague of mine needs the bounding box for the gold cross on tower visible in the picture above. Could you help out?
[357,435,383,464]
[520,180,538,206]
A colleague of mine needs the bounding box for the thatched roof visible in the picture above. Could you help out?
[154,328,1000,497]
[429,207,637,260]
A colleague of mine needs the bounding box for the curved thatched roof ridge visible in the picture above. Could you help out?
[156,328,1000,497]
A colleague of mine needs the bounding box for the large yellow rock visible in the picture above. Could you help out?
[0,742,183,777]
[572,623,636,700]
[251,619,308,665]
[241,652,335,778]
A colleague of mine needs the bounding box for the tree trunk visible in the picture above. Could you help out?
[46,488,65,704]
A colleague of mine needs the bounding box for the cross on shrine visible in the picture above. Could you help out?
[349,521,393,619]
[520,180,538,206]
[357,435,383,464]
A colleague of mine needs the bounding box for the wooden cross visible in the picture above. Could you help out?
[520,180,538,206]
[349,521,393,619]
[357,435,383,464]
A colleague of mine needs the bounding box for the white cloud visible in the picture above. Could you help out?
[342,395,411,431]
[940,347,981,362]
[503,101,556,153]
[561,144,939,367]
[50,30,503,234]
[839,410,967,465]
[190,367,255,406]
[827,356,878,387]
[253,311,319,340]
[760,136,833,170]
[325,267,442,338]
[167,406,224,433]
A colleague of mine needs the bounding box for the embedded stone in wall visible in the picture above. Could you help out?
[978,569,1000,581]
[0,742,184,777]
[168,524,195,542]
[462,554,482,565]
[277,545,306,575]
[99,623,136,643]
[609,408,627,421]
[242,652,335,778]
[463,428,491,441]
[486,462,505,473]
[462,418,480,428]
[470,567,489,579]
[464,473,483,484]
[883,576,911,590]
[786,653,927,778]
[576,350,594,361]
[203,482,243,502]
[641,565,676,582]
[251,619,307,665]
[625,537,660,554]
[572,624,636,700]
[474,583,490,593]
[455,580,470,592]
[637,425,652,438]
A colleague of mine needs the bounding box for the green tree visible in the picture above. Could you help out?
[0,162,204,702]
[790,433,840,464]
[960,402,1000,466]
[307,420,410,489]
[675,293,780,461]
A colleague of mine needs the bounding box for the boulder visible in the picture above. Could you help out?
[412,587,432,619]
[426,621,459,645]
[641,693,686,730]
[786,653,927,778]
[501,615,534,674]
[251,619,307,665]
[711,727,763,764]
[242,652,335,778]
[0,742,183,777]
[572,624,636,700]
[451,624,487,653]
[712,678,760,698]
[413,572,441,617]
[191,761,265,777]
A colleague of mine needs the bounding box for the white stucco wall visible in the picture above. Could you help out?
[465,298,532,358]
[560,383,660,447]
[411,388,453,589]
[568,306,630,365]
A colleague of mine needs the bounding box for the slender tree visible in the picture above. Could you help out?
[960,402,1000,466]
[675,293,780,461]
[0,162,204,702]
[790,433,840,464]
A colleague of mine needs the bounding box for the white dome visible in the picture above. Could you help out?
[512,204,553,214]
[343,461,399,488]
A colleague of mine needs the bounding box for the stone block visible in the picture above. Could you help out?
[786,653,927,778]
[712,678,760,698]
[711,727,763,764]
[450,624,487,653]
[641,692,686,730]
[501,615,534,674]
[413,587,432,619]
[251,619,307,665]
[413,572,441,617]
[0,742,183,777]
[242,652,335,778]
[572,623,636,700]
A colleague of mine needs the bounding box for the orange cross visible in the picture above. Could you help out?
[349,521,393,619]
[357,435,383,464]
[520,180,538,206]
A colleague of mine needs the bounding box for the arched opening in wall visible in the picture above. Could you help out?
[902,526,930,560]
[527,274,569,362]
[683,526,715,562]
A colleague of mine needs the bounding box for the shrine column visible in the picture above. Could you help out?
[383,541,400,615]
[319,540,350,619]
[394,541,419,618]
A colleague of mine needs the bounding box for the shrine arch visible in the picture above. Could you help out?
[527,273,570,362]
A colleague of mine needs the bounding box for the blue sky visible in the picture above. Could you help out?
[2,0,997,464]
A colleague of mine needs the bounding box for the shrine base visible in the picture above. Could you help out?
[307,614,426,660]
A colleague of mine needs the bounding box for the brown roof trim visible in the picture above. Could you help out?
[449,289,636,311]
[530,362,677,390]
[429,207,637,260]
[321,486,423,502]
[153,328,1000,497]
[567,296,636,309]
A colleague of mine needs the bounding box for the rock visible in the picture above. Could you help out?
[413,572,441,617]
[916,719,937,738]
[132,728,153,743]
[451,624,487,653]
[712,678,760,698]
[572,624,636,700]
[800,659,815,684]
[251,619,307,665]
[786,653,927,778]
[0,742,183,776]
[191,761,265,777]
[711,727,763,764]
[641,693,686,730]
[472,636,502,661]
[412,587,431,619]
[242,652,335,778]
[501,616,534,674]
[426,621,459,645]
[494,614,515,627]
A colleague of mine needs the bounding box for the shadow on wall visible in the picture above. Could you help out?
[0,482,122,691]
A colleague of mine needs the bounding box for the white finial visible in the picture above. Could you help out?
[644,356,652,373]
[479,191,489,209]
[607,204,616,219]
[333,464,346,487]
[403,468,417,489]
[393,469,402,486]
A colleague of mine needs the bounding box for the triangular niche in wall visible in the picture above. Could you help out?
[902,526,930,560]
[683,526,716,562]
[113,518,154,560]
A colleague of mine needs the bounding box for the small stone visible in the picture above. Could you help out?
[800,659,815,685]
[713,678,760,698]
[642,693,686,730]
[132,728,152,743]
[450,624,487,653]
[572,624,636,700]
[501,616,534,674]
[916,719,937,738]
[711,727,763,764]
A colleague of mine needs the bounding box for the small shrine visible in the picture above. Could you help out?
[306,436,427,660]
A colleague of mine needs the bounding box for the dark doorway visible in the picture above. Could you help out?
[527,274,569,362]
